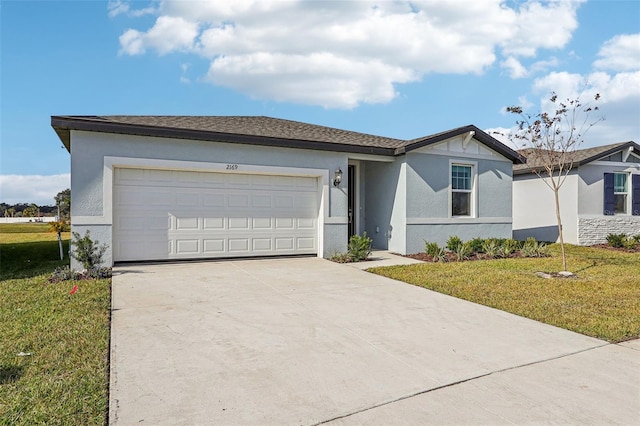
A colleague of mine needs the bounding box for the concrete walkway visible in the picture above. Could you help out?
[109,257,639,425]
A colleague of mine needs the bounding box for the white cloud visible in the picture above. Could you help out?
[115,0,586,108]
[108,0,156,18]
[593,33,640,72]
[526,68,640,147]
[501,56,528,79]
[0,174,70,206]
[120,16,199,55]
[500,0,584,57]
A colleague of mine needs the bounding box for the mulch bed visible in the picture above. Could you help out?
[590,244,640,253]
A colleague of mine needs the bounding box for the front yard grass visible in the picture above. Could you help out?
[370,244,640,343]
[0,223,110,425]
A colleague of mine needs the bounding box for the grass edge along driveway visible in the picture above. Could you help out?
[0,224,111,425]
[369,244,640,343]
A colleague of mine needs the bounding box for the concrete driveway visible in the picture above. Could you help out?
[109,257,639,425]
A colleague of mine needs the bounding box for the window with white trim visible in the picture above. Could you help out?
[614,173,628,214]
[451,164,473,217]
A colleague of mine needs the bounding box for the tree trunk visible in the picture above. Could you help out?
[553,187,567,271]
[57,232,64,260]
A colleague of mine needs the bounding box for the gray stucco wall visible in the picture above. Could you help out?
[363,160,402,250]
[403,152,513,252]
[406,153,512,219]
[70,131,350,265]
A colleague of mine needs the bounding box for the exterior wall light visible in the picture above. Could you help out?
[333,168,343,187]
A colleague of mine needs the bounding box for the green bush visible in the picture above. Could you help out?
[482,239,501,258]
[424,241,442,257]
[468,237,486,253]
[446,235,463,252]
[501,238,521,256]
[71,230,108,273]
[606,233,627,248]
[622,237,638,250]
[454,241,473,261]
[521,237,549,257]
[347,232,372,262]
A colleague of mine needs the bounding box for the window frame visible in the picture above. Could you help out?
[449,161,477,218]
[613,172,629,215]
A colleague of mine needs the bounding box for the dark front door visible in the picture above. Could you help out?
[348,165,356,239]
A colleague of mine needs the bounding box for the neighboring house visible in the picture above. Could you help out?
[513,141,640,245]
[51,116,520,267]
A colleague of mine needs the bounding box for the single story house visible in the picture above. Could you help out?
[51,115,521,267]
[513,141,640,245]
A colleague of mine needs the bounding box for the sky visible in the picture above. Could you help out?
[1,0,639,206]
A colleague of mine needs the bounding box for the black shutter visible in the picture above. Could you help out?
[603,173,615,215]
[632,174,640,216]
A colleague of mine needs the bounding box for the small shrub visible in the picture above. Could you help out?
[468,237,486,253]
[501,238,521,256]
[633,234,640,244]
[454,241,473,261]
[521,237,549,257]
[606,233,627,248]
[622,237,638,250]
[432,247,448,263]
[482,239,501,258]
[347,232,372,262]
[71,230,108,272]
[424,241,442,258]
[446,235,463,252]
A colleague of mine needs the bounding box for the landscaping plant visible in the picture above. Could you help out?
[70,230,108,276]
[347,232,372,262]
[446,235,463,252]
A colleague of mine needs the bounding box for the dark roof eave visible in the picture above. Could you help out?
[575,141,640,165]
[514,141,640,174]
[401,125,523,163]
[51,116,397,157]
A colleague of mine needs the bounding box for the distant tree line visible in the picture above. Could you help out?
[1,188,70,220]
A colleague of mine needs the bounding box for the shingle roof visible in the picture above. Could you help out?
[514,141,640,174]
[51,115,521,162]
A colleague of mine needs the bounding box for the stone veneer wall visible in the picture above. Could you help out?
[578,216,640,245]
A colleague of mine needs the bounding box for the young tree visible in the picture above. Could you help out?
[49,221,69,260]
[55,188,71,221]
[507,91,602,272]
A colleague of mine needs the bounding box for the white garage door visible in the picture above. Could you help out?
[113,168,319,262]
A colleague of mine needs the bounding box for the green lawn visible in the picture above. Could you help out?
[0,224,110,425]
[370,244,640,343]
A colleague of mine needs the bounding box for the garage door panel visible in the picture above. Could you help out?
[176,239,200,254]
[113,168,318,262]
[253,218,272,229]
[252,238,272,251]
[297,237,316,250]
[275,238,294,250]
[175,217,199,230]
[203,239,225,253]
[228,239,250,252]
[203,217,225,229]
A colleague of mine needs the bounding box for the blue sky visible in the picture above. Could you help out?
[1,0,639,205]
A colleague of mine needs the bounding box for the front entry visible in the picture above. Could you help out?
[348,165,356,239]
